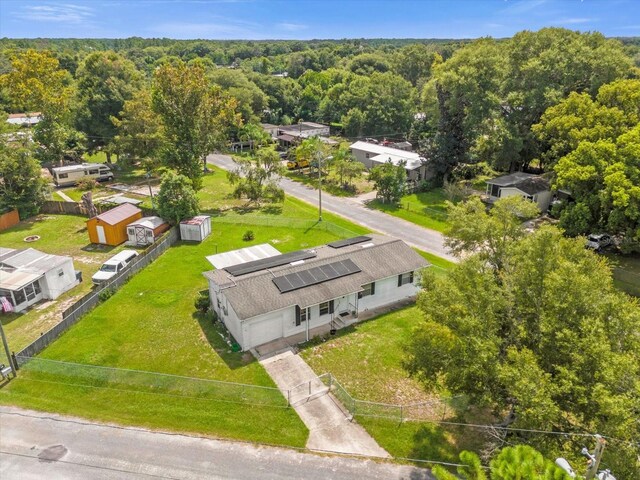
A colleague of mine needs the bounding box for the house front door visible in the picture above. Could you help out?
[96,225,106,244]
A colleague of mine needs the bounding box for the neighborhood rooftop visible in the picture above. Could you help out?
[204,234,429,320]
[93,203,142,224]
[487,172,550,195]
[0,247,70,290]
[349,141,425,170]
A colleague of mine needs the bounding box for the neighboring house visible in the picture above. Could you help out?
[276,122,334,148]
[86,203,143,246]
[261,123,280,139]
[485,172,552,212]
[204,234,429,351]
[349,141,429,182]
[0,247,79,313]
[6,112,42,127]
[126,216,170,246]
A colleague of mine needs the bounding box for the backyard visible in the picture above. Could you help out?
[301,305,491,463]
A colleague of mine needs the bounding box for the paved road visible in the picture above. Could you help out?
[0,407,432,480]
[207,154,456,262]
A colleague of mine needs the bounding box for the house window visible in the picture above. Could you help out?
[127,228,135,235]
[58,173,68,179]
[89,169,99,175]
[146,230,153,238]
[398,271,414,287]
[365,153,370,158]
[13,288,26,306]
[295,305,310,326]
[319,300,334,316]
[490,184,500,197]
[358,282,375,299]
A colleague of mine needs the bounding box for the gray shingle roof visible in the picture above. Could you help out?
[204,234,429,320]
[487,172,550,195]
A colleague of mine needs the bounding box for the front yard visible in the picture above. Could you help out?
[301,305,491,463]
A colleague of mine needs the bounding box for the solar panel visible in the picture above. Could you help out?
[225,250,316,276]
[272,259,361,293]
[327,236,372,249]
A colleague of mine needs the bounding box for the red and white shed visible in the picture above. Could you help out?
[179,215,211,242]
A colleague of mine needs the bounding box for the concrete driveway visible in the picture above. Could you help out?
[207,154,456,262]
[1,407,434,480]
[260,350,390,458]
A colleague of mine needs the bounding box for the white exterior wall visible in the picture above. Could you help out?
[535,190,552,212]
[209,284,245,348]
[357,274,420,312]
[350,147,376,169]
[498,187,550,212]
[41,258,78,300]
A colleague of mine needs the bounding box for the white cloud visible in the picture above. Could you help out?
[16,3,94,23]
[552,17,594,25]
[499,0,549,15]
[277,22,307,32]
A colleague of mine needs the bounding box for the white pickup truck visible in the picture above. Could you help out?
[92,250,139,285]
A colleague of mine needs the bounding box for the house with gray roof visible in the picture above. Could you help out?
[485,172,552,211]
[0,247,79,313]
[204,234,429,351]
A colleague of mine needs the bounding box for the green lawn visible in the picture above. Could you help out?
[0,220,376,447]
[606,254,640,297]
[0,215,130,354]
[285,169,374,198]
[368,189,452,233]
[301,304,489,463]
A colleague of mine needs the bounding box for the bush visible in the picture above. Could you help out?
[243,230,255,241]
[194,290,210,314]
[76,178,98,191]
[99,288,115,302]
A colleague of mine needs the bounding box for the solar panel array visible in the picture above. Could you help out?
[327,236,372,249]
[225,250,316,276]
[272,259,361,293]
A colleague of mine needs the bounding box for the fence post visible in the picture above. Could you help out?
[287,389,291,407]
[308,380,311,396]
[400,404,403,424]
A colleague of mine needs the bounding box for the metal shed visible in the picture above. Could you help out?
[180,215,211,242]
[126,216,170,246]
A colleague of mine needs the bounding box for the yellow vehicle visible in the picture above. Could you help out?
[286,159,310,170]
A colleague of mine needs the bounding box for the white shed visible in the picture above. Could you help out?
[126,216,170,246]
[180,216,212,242]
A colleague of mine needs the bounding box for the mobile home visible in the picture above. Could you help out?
[51,163,114,187]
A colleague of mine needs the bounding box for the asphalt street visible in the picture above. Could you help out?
[0,407,433,480]
[207,154,456,262]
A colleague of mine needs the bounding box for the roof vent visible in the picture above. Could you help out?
[290,260,305,266]
[360,242,374,248]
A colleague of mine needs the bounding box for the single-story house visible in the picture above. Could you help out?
[349,141,429,182]
[279,122,330,138]
[261,123,280,139]
[204,234,429,351]
[485,172,552,211]
[6,112,42,127]
[87,203,143,246]
[0,247,79,313]
[126,216,169,246]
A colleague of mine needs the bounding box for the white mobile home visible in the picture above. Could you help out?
[0,247,79,313]
[349,141,429,182]
[204,235,429,351]
[51,163,114,187]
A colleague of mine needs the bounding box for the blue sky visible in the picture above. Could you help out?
[0,0,638,39]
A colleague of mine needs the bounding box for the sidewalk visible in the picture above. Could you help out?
[260,350,390,457]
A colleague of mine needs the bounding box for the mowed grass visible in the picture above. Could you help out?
[285,169,374,197]
[0,214,130,354]
[301,304,489,462]
[0,221,370,446]
[368,189,452,233]
[606,254,640,297]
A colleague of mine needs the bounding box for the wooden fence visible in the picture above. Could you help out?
[40,200,155,217]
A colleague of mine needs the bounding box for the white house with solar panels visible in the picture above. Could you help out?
[204,234,429,351]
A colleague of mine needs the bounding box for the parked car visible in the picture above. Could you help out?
[585,234,612,252]
[92,250,139,285]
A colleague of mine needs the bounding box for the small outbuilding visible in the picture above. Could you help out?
[126,216,170,246]
[87,203,143,246]
[180,216,212,242]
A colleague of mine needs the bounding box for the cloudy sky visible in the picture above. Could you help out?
[0,0,638,39]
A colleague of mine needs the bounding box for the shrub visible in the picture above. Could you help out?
[99,288,115,302]
[194,290,210,314]
[77,178,98,191]
[243,230,255,241]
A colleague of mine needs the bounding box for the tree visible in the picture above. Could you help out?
[432,446,571,480]
[152,60,241,189]
[75,51,143,161]
[111,89,164,165]
[332,144,364,186]
[406,225,640,478]
[369,160,407,204]
[237,123,271,152]
[0,120,49,218]
[155,172,199,224]
[445,196,540,271]
[227,146,285,204]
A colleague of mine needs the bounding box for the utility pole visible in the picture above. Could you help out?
[0,320,17,377]
[585,435,606,480]
[318,150,322,222]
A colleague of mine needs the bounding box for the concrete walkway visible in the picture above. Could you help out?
[260,350,390,458]
[56,189,75,202]
[207,154,456,262]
